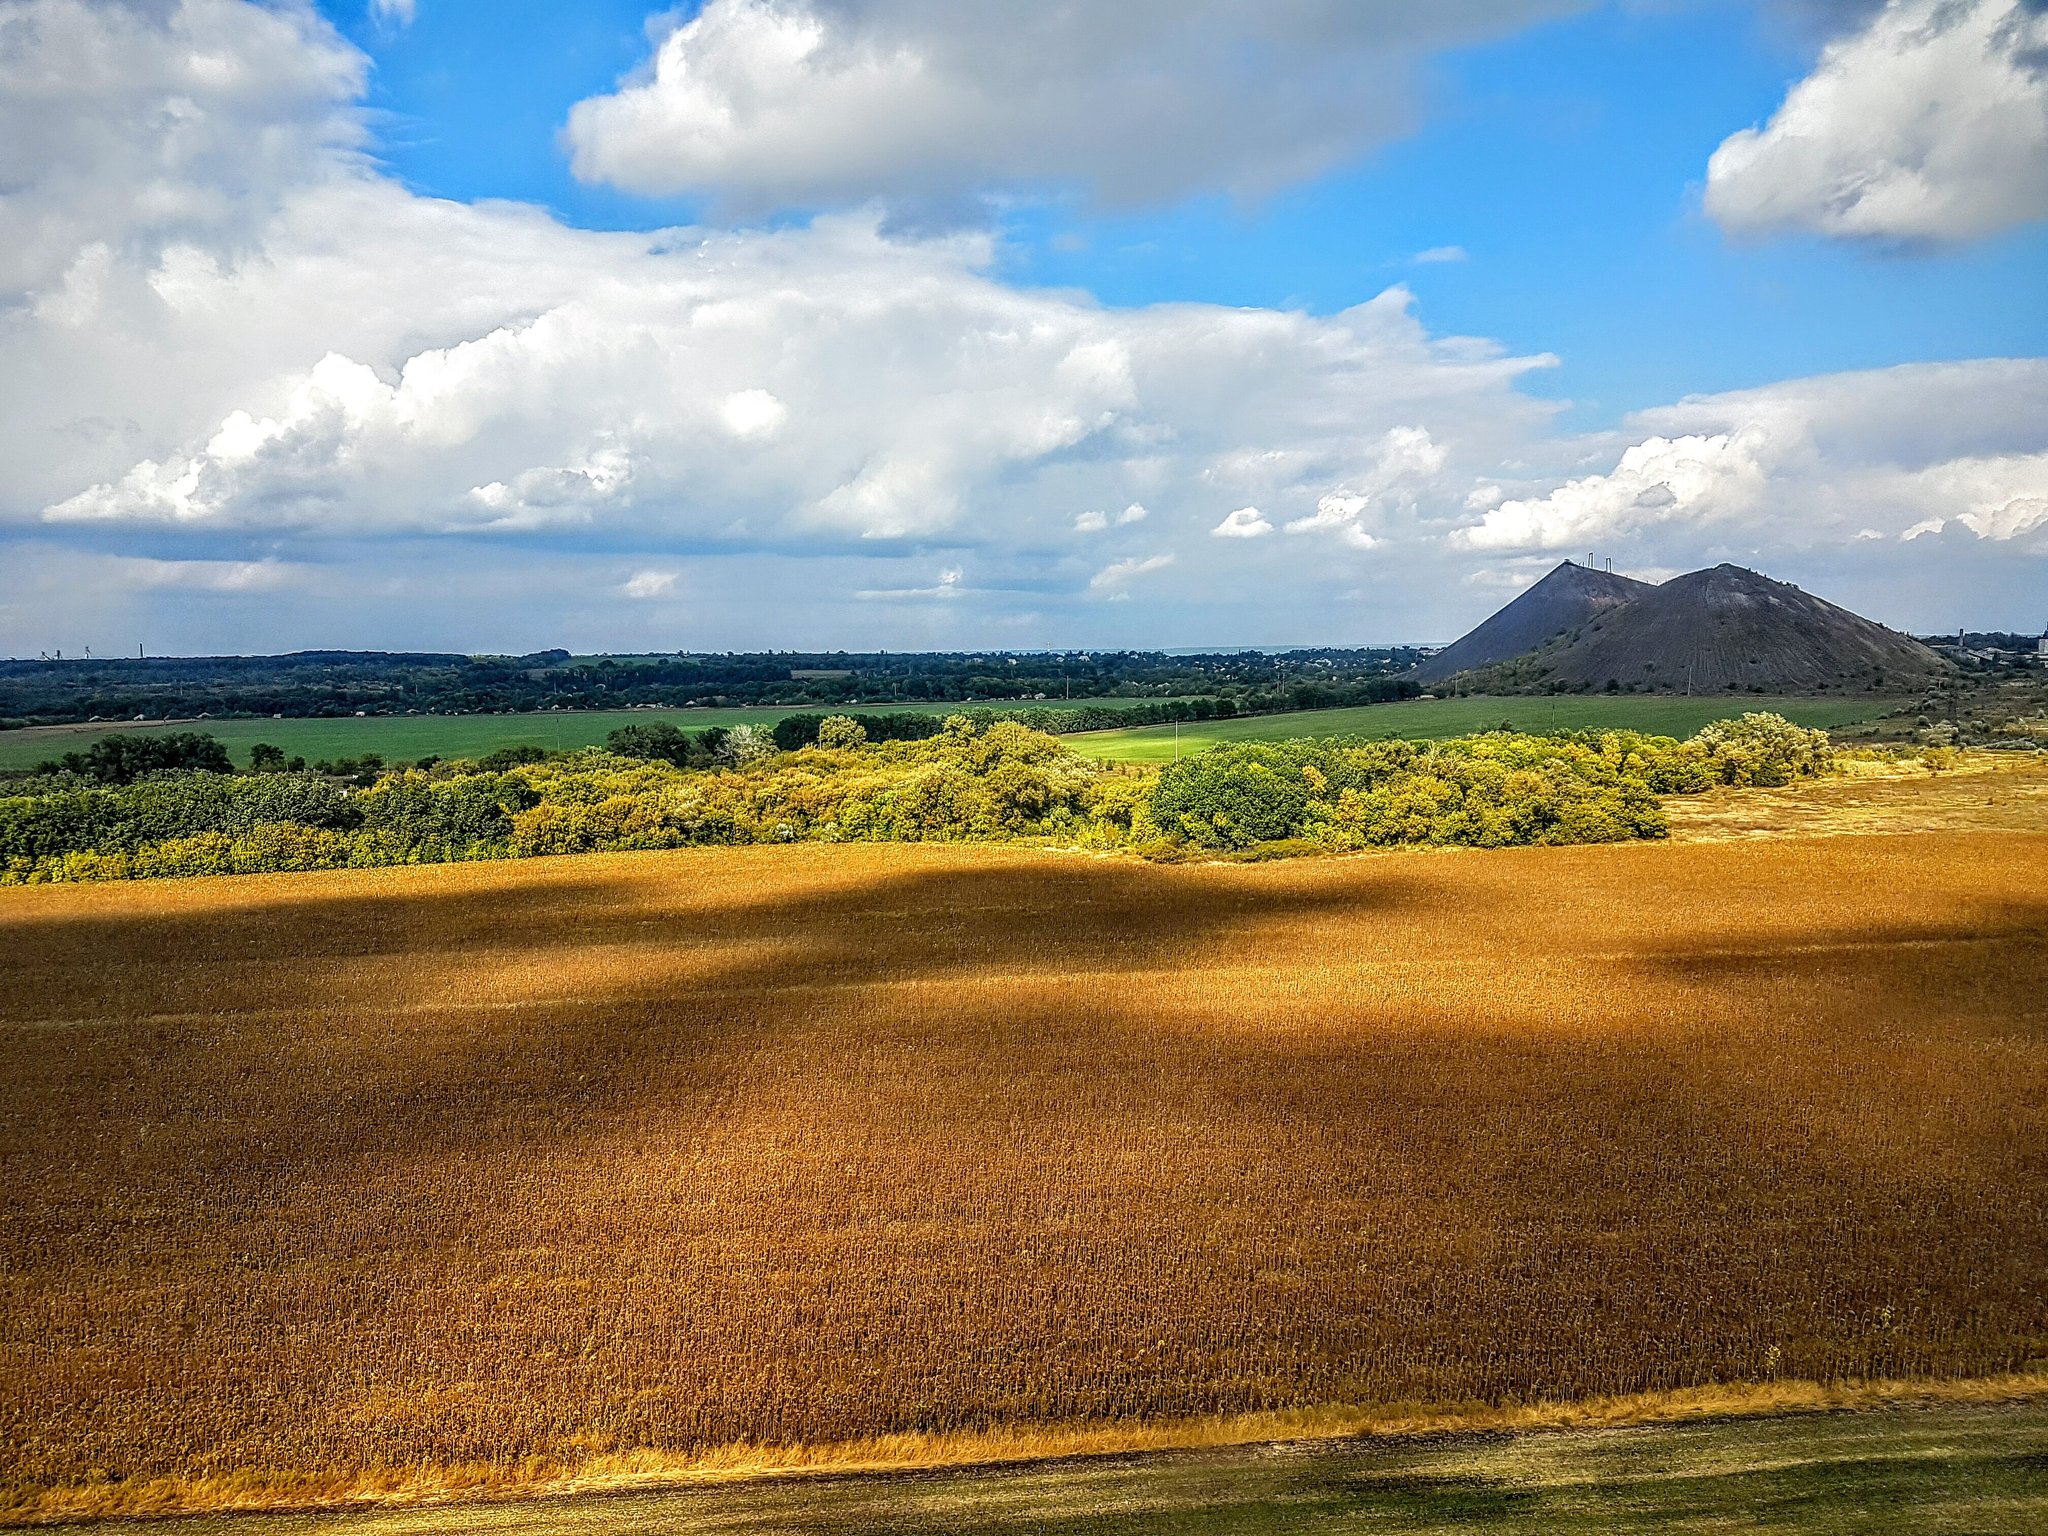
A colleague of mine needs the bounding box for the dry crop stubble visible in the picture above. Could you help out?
[1665,752,2048,842]
[1,824,2045,1521]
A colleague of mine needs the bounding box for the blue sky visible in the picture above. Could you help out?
[1,0,2045,654]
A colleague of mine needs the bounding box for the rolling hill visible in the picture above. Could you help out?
[1410,561,1654,684]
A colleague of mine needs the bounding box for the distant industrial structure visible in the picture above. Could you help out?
[1918,629,2048,669]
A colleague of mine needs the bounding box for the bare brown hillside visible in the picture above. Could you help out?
[1411,561,1653,684]
[1462,565,1949,694]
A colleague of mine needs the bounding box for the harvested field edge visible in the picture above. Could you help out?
[10,1373,2047,1528]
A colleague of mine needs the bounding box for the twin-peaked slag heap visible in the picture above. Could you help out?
[1417,561,1951,694]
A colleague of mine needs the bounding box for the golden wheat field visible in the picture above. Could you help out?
[2,764,2046,1523]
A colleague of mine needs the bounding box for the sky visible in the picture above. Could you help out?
[1,0,2045,656]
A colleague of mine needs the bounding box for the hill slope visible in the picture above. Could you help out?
[1469,564,1949,694]
[1411,562,1655,684]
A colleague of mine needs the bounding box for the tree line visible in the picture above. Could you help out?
[0,713,1839,885]
[0,647,1422,727]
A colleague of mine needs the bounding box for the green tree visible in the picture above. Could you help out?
[815,715,869,750]
[1146,743,1317,849]
[605,722,695,765]
[38,732,233,785]
[1691,712,1834,787]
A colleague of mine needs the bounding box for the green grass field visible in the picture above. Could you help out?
[62,1404,2048,1536]
[0,693,1907,773]
[1077,694,1905,763]
[0,699,1127,773]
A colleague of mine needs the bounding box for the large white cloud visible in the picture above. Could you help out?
[563,0,1585,211]
[0,0,366,301]
[0,0,1571,652]
[1706,0,2048,244]
[1459,430,1776,553]
[1457,360,2048,557]
[3,6,1566,557]
[30,225,1558,546]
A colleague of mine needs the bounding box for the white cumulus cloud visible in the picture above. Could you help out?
[856,565,967,600]
[1456,360,2048,557]
[720,388,789,440]
[20,178,1557,550]
[1212,506,1274,538]
[620,569,679,598]
[1459,430,1774,552]
[1090,553,1175,593]
[1706,0,2048,244]
[564,0,1587,212]
[1283,426,1448,543]
[0,0,366,304]
[1873,454,2048,543]
[1077,503,1150,532]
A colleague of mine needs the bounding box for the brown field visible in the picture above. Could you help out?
[1666,751,2048,842]
[3,765,2046,1523]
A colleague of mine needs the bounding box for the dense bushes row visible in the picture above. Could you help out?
[1147,736,1665,851]
[1144,713,1834,852]
[0,712,1833,884]
[509,718,1148,855]
[769,712,946,750]
[2,772,361,859]
[33,730,232,784]
[1,717,1148,883]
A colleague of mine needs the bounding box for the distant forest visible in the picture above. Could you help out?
[0,648,1423,729]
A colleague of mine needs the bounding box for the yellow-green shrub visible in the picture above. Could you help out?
[0,712,1837,883]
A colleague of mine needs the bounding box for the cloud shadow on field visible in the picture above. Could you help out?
[5,840,2048,1474]
[0,848,1449,1205]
